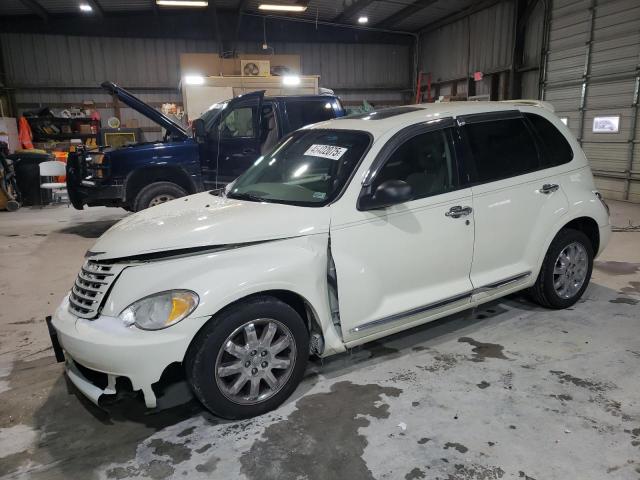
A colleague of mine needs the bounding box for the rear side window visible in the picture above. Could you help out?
[525,113,573,167]
[464,118,539,183]
[286,100,336,131]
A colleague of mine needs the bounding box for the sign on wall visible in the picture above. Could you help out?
[592,115,620,133]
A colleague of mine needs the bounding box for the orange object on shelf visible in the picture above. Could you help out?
[18,117,34,149]
[53,151,68,182]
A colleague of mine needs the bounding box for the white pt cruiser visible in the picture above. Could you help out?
[50,101,610,419]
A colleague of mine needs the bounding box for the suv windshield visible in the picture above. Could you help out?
[227,129,371,206]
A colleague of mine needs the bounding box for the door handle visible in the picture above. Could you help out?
[242,148,256,155]
[445,205,473,218]
[540,183,559,194]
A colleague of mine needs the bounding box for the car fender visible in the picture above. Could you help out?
[102,233,345,358]
[533,168,610,277]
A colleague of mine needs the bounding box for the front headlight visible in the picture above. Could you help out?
[119,290,199,330]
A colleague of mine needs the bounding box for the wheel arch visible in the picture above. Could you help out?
[124,166,198,206]
[535,215,600,278]
[184,289,327,361]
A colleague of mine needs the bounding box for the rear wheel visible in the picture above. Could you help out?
[185,296,309,419]
[133,181,187,211]
[529,228,594,309]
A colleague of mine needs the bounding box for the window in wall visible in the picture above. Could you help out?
[373,129,455,200]
[464,118,539,183]
[525,113,573,168]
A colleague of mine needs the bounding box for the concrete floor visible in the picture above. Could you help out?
[0,201,639,480]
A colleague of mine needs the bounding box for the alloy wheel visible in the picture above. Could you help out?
[552,241,588,299]
[214,318,297,405]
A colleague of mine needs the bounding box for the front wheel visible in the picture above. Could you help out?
[529,228,594,309]
[133,181,187,212]
[185,296,309,419]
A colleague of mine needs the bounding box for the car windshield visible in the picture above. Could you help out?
[199,101,229,129]
[227,129,370,206]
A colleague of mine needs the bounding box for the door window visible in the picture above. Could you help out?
[286,100,336,131]
[373,129,456,200]
[463,118,540,183]
[524,113,573,168]
[218,106,256,138]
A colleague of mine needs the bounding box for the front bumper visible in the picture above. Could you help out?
[67,182,125,209]
[50,295,202,408]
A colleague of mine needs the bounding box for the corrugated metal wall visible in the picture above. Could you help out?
[542,0,640,202]
[1,33,411,140]
[419,1,515,83]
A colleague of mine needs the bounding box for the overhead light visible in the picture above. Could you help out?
[79,4,93,12]
[358,16,368,24]
[282,75,301,86]
[156,0,209,6]
[259,4,308,11]
[184,75,205,85]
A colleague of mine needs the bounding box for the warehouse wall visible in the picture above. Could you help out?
[0,32,411,139]
[418,1,516,84]
[541,0,640,202]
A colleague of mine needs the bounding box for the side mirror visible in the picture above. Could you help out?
[358,180,414,211]
[192,119,206,142]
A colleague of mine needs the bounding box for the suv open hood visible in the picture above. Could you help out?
[89,192,330,261]
[100,81,189,140]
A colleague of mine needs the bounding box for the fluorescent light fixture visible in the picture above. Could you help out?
[358,16,368,23]
[157,0,209,6]
[259,4,308,11]
[79,4,93,12]
[184,75,205,85]
[282,75,301,86]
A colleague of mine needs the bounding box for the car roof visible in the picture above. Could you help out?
[267,95,338,101]
[307,101,557,138]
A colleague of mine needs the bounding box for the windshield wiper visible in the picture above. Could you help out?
[227,192,267,202]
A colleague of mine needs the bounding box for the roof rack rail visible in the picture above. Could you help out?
[500,99,555,113]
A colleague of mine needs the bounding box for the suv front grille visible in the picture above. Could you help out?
[69,261,126,319]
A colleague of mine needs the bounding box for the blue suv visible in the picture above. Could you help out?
[67,81,345,211]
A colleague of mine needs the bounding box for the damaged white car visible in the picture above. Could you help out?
[49,101,610,419]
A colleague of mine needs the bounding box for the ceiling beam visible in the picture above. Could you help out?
[375,0,438,29]
[18,0,49,22]
[233,0,251,53]
[82,0,105,17]
[333,0,377,23]
[418,0,501,33]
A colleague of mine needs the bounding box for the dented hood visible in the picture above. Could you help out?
[90,192,330,261]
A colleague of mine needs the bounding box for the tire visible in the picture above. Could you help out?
[133,181,187,212]
[529,228,594,309]
[185,296,309,419]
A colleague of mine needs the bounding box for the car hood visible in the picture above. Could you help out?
[101,81,189,140]
[89,192,330,261]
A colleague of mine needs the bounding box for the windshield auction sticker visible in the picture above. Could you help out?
[304,144,347,160]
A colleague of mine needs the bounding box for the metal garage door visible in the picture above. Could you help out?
[541,0,640,202]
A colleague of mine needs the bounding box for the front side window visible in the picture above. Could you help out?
[373,129,456,200]
[218,106,256,138]
[525,113,573,168]
[228,129,370,206]
[464,118,540,183]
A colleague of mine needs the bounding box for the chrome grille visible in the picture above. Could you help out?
[68,261,126,319]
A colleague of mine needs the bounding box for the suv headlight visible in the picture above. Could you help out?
[119,290,199,330]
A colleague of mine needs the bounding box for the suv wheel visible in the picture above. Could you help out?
[185,296,309,419]
[529,228,594,309]
[133,181,187,211]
